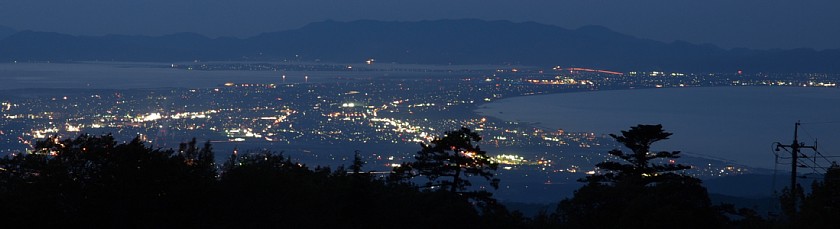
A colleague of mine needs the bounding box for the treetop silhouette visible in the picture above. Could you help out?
[410,127,499,193]
[556,124,724,228]
[584,124,694,186]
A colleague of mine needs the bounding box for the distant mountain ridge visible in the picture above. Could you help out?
[1,20,838,72]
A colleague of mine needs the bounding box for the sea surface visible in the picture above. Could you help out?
[476,86,840,169]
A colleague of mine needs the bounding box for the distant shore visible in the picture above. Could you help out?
[475,86,840,169]
[0,61,523,90]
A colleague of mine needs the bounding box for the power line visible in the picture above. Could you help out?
[800,120,840,125]
[798,124,840,161]
[774,121,817,218]
[770,121,840,217]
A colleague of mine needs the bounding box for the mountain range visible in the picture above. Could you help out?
[1,19,838,73]
[0,25,16,40]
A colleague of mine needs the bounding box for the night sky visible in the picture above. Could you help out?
[1,0,838,50]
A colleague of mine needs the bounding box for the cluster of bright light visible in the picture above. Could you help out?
[325,112,366,119]
[407,103,435,107]
[31,128,60,139]
[368,117,433,143]
[1,102,13,111]
[461,151,477,158]
[223,83,276,88]
[694,163,749,177]
[134,113,162,122]
[370,118,421,134]
[542,136,566,144]
[225,128,262,139]
[492,154,527,165]
[807,81,836,87]
[262,114,290,124]
[171,110,218,119]
[65,123,81,132]
[526,78,593,85]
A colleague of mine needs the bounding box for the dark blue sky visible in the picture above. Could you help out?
[1,0,838,50]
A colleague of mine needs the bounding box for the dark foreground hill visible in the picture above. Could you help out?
[1,20,839,72]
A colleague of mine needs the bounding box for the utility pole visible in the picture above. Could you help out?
[775,121,817,218]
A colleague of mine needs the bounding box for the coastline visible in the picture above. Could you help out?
[473,86,840,169]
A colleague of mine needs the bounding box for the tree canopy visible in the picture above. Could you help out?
[405,127,499,199]
[0,126,790,228]
[0,134,216,227]
[782,162,840,227]
[0,133,518,228]
[556,124,726,228]
[583,124,694,186]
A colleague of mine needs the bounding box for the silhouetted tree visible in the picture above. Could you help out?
[409,127,499,197]
[582,124,693,186]
[784,162,840,227]
[175,138,217,184]
[0,134,527,228]
[0,134,216,227]
[556,124,725,228]
[387,161,415,186]
[779,183,805,221]
[351,150,364,174]
[216,150,499,229]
